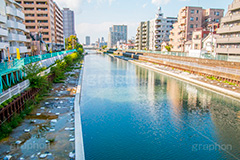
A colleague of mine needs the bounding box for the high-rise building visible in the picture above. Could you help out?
[108,25,127,48]
[53,2,64,50]
[135,8,177,51]
[62,8,75,39]
[216,0,240,61]
[135,21,150,50]
[169,6,224,52]
[0,0,28,61]
[15,0,64,51]
[86,36,90,45]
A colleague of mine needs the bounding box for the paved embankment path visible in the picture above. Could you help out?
[74,62,85,160]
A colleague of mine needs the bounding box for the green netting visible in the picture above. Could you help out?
[0,49,76,76]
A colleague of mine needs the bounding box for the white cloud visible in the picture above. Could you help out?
[151,0,170,5]
[142,3,147,8]
[54,0,83,11]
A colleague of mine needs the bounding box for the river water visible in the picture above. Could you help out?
[80,54,240,160]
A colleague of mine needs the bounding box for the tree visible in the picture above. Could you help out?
[101,45,107,49]
[65,35,84,54]
[165,45,172,52]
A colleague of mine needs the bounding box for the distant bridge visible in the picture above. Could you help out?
[83,47,99,50]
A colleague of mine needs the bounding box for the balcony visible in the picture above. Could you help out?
[217,25,240,34]
[6,6,16,16]
[9,46,17,54]
[0,15,7,23]
[0,42,8,49]
[8,33,19,41]
[181,12,186,18]
[16,22,26,31]
[7,20,17,29]
[0,27,8,37]
[221,14,240,23]
[228,1,240,11]
[217,37,240,44]
[16,9,25,20]
[20,46,28,53]
[18,34,27,42]
[180,19,186,25]
[216,47,240,55]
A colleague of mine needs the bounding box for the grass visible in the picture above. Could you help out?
[0,52,83,140]
[206,76,237,86]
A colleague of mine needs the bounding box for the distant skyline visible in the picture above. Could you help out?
[55,0,233,44]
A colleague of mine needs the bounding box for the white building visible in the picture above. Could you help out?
[108,25,127,48]
[135,7,177,51]
[202,34,218,53]
[0,0,28,61]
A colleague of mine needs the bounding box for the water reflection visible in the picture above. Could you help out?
[135,65,240,159]
[81,54,240,160]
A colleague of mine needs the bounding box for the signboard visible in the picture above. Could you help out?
[16,48,20,59]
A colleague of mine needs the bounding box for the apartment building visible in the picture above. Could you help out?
[62,8,75,39]
[53,2,64,50]
[0,0,28,61]
[15,0,64,52]
[107,25,127,48]
[216,0,240,61]
[169,6,224,52]
[135,8,177,51]
[85,36,90,45]
[135,21,150,50]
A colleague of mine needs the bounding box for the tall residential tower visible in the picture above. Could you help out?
[62,8,75,39]
[108,25,127,48]
[169,6,224,52]
[216,0,240,61]
[16,0,64,51]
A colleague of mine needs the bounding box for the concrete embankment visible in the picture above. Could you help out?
[74,62,85,160]
[110,54,240,101]
[114,51,240,85]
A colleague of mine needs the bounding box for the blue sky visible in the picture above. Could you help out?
[55,0,233,44]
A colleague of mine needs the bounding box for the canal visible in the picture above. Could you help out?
[80,54,240,160]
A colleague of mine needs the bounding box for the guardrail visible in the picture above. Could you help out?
[143,55,240,76]
[0,79,30,105]
[122,49,233,62]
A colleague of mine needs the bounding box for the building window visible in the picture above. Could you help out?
[216,19,219,23]
[190,24,194,28]
[196,17,198,21]
[26,26,35,29]
[191,10,194,14]
[190,17,194,21]
[216,12,220,16]
[196,10,199,13]
[196,24,198,28]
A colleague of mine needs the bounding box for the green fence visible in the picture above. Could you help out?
[0,49,76,93]
[0,49,76,77]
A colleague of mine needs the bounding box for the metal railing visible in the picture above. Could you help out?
[0,79,30,105]
[122,49,235,62]
[143,55,240,76]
